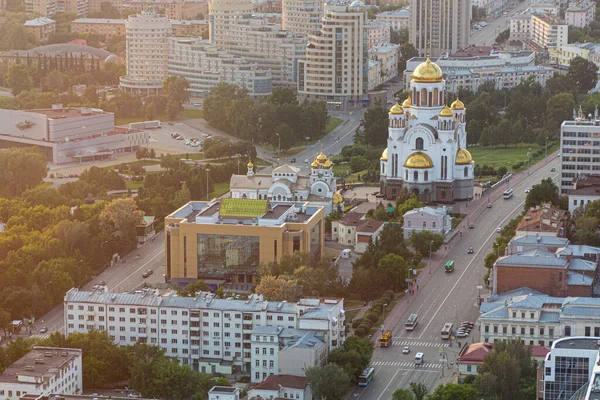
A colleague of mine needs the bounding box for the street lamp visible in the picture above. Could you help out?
[545,136,548,163]
[206,168,210,201]
[275,132,281,164]
[428,240,434,274]
[527,147,531,175]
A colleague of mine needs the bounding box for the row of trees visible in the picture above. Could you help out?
[203,85,329,150]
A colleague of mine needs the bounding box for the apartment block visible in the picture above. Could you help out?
[0,347,82,400]
[168,37,272,97]
[566,0,595,28]
[172,19,209,36]
[281,0,323,37]
[367,59,382,90]
[125,0,206,20]
[298,2,367,105]
[24,0,57,17]
[64,288,345,375]
[365,20,390,49]
[57,0,87,17]
[409,0,470,57]
[87,0,121,13]
[369,43,400,82]
[376,8,409,30]
[531,14,568,49]
[560,114,600,194]
[71,18,126,39]
[24,17,56,44]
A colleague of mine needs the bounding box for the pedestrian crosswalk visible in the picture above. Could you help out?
[29,333,50,340]
[371,361,444,369]
[391,341,449,348]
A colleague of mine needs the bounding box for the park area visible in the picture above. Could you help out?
[468,142,559,172]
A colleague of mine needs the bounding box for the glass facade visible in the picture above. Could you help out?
[197,234,260,277]
[545,356,590,400]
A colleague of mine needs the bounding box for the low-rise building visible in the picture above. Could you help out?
[550,42,600,68]
[136,216,156,244]
[507,234,570,255]
[72,18,125,38]
[365,20,390,49]
[457,342,493,381]
[515,204,568,237]
[0,347,82,400]
[24,17,56,43]
[247,375,311,400]
[375,8,409,31]
[330,212,385,253]
[403,206,451,239]
[369,43,400,82]
[568,174,600,214]
[208,387,240,400]
[278,332,327,377]
[368,59,382,90]
[25,0,56,17]
[510,13,568,50]
[566,0,595,28]
[64,288,345,375]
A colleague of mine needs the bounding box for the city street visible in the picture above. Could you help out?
[355,155,561,398]
[469,0,534,46]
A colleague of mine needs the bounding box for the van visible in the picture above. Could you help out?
[415,352,424,365]
[341,249,351,259]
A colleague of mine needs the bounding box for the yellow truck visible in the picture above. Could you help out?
[379,330,392,347]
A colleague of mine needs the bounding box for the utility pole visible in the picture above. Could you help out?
[206,168,210,201]
[429,240,433,274]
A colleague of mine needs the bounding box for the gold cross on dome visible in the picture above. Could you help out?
[426,40,431,59]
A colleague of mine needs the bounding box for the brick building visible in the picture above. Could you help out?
[515,204,568,237]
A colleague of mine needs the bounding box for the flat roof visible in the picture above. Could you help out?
[0,347,81,384]
[28,107,107,119]
[553,337,600,350]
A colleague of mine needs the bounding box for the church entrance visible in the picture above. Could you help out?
[411,188,420,197]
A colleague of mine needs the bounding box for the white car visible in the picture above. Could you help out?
[304,158,310,163]
[403,347,410,354]
[525,188,531,193]
[497,226,502,233]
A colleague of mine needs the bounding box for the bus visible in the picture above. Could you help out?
[405,314,419,331]
[444,261,455,273]
[441,322,453,340]
[503,188,514,199]
[358,368,375,387]
[379,330,392,347]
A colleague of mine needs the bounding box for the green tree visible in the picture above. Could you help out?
[174,280,209,297]
[164,76,190,106]
[269,87,298,105]
[255,275,299,301]
[6,63,32,95]
[328,336,373,382]
[409,231,444,258]
[44,70,64,93]
[99,197,144,251]
[546,93,575,133]
[399,42,419,72]
[349,155,369,173]
[276,123,295,151]
[426,383,478,400]
[363,105,389,146]
[524,178,559,210]
[567,56,598,95]
[397,195,425,216]
[546,73,573,96]
[475,351,522,400]
[0,147,47,197]
[145,102,157,120]
[167,98,182,119]
[306,363,351,400]
[392,389,415,400]
[573,200,600,245]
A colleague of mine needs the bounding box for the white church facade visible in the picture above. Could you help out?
[379,55,475,202]
[229,153,338,214]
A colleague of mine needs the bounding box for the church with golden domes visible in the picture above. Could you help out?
[229,153,338,214]
[380,54,474,203]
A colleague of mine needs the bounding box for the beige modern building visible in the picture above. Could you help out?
[208,0,254,49]
[24,17,56,44]
[125,0,207,20]
[281,0,323,37]
[120,11,171,94]
[165,199,324,287]
[409,0,470,57]
[25,0,56,17]
[369,43,400,82]
[172,19,209,36]
[531,14,567,50]
[298,1,367,106]
[566,0,595,28]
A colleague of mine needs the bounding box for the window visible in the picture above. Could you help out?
[416,137,424,150]
[530,312,534,319]
[549,327,554,337]
[464,167,468,177]
[540,327,545,336]
[521,327,525,335]
[511,327,516,335]
[493,326,498,334]
[512,312,516,318]
[424,171,429,181]
[502,326,507,334]
[466,365,472,372]
[484,325,489,333]
[530,328,534,335]
[585,326,591,336]
[414,171,418,181]
[565,326,572,336]
[521,313,525,318]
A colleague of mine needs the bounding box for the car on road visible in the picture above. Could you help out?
[403,347,410,354]
[290,157,296,163]
[487,202,492,208]
[456,331,468,338]
[551,168,556,172]
[469,223,474,229]
[304,158,310,163]
[168,122,174,125]
[142,269,153,278]
[497,226,502,233]
[40,327,48,333]
[461,321,475,328]
[468,247,473,254]
[525,188,531,193]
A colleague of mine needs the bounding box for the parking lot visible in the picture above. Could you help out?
[145,122,211,154]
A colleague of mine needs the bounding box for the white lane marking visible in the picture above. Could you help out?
[110,249,165,292]
[375,369,402,400]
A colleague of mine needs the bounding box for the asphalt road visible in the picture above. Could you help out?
[355,155,561,398]
[469,0,535,46]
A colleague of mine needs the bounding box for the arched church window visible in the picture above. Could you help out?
[424,171,428,181]
[413,171,418,181]
[242,193,247,199]
[420,89,427,106]
[433,88,439,106]
[405,170,408,180]
[294,195,298,201]
[565,326,572,336]
[464,167,468,178]
[416,138,424,150]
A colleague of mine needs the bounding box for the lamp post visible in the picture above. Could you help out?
[275,132,280,164]
[429,240,434,274]
[545,136,548,163]
[206,168,210,201]
[527,147,531,175]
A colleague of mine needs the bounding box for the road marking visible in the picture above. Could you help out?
[111,249,165,292]
[371,361,443,369]
[420,198,527,335]
[390,341,448,347]
[375,368,401,400]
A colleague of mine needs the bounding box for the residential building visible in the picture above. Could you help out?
[125,0,207,20]
[168,37,272,98]
[1,44,119,72]
[479,290,600,346]
[136,216,156,244]
[297,2,367,106]
[25,0,56,17]
[543,337,600,400]
[365,20,390,49]
[515,204,568,237]
[281,0,323,37]
[120,11,171,95]
[456,342,493,381]
[330,212,385,252]
[87,0,122,13]
[230,158,336,214]
[369,43,400,82]
[569,175,600,214]
[566,0,595,28]
[560,113,600,194]
[376,8,409,31]
[507,234,570,255]
[0,106,148,165]
[208,387,240,400]
[0,347,82,400]
[510,14,533,41]
[172,20,209,36]
[24,17,56,44]
[403,206,451,241]
[57,0,87,17]
[583,359,600,400]
[254,0,282,12]
[251,326,281,382]
[409,0,470,57]
[531,14,568,50]
[247,375,311,400]
[444,65,553,93]
[71,18,126,39]
[164,199,324,286]
[278,332,327,377]
[355,219,386,253]
[368,59,382,90]
[64,288,345,374]
[208,0,253,48]
[550,42,600,69]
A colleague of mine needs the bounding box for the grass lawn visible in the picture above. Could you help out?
[333,163,351,177]
[209,181,230,199]
[325,117,343,134]
[468,142,559,172]
[125,180,145,190]
[183,109,204,119]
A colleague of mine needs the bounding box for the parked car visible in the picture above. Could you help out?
[497,226,502,233]
[468,247,473,254]
[142,271,151,278]
[525,188,531,193]
[551,168,556,172]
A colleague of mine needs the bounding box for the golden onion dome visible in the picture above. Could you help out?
[324,159,333,169]
[247,160,254,168]
[404,151,434,169]
[380,148,388,161]
[451,98,465,110]
[439,106,453,117]
[389,103,404,114]
[311,160,319,169]
[412,57,443,83]
[316,151,328,163]
[456,148,473,165]
[402,95,411,108]
[333,191,344,205]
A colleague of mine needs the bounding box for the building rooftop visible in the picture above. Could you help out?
[404,206,448,217]
[2,44,117,62]
[72,18,125,24]
[510,234,569,247]
[27,106,108,119]
[209,386,239,394]
[356,219,385,234]
[553,336,600,350]
[24,17,55,26]
[376,8,409,17]
[557,245,600,258]
[569,258,597,272]
[283,332,325,350]
[567,272,594,286]
[251,374,308,391]
[457,342,493,365]
[369,43,400,54]
[569,185,600,196]
[451,45,495,57]
[516,204,567,235]
[338,212,365,226]
[496,249,568,269]
[0,347,81,385]
[220,198,268,218]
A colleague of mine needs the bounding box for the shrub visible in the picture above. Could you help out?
[359,319,372,329]
[352,319,362,329]
[366,312,379,323]
[355,327,366,336]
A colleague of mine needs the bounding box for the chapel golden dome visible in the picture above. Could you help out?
[439,106,453,117]
[311,159,319,168]
[451,98,465,110]
[324,159,333,169]
[380,148,388,161]
[412,57,443,83]
[404,151,433,169]
[455,148,473,165]
[333,191,344,205]
[247,160,254,168]
[316,151,328,163]
[389,103,404,114]
[402,95,411,108]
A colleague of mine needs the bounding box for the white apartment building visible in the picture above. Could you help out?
[444,65,554,93]
[559,115,600,194]
[566,0,595,28]
[282,0,324,37]
[25,0,56,17]
[0,347,82,400]
[209,387,240,400]
[376,8,409,31]
[298,1,367,107]
[510,14,533,41]
[531,14,568,50]
[479,290,600,347]
[409,0,470,57]
[365,20,390,49]
[369,43,400,82]
[208,0,254,49]
[248,375,311,400]
[63,288,345,375]
[403,206,451,239]
[120,11,171,95]
[168,37,273,97]
[251,326,281,383]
